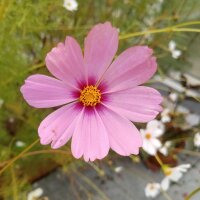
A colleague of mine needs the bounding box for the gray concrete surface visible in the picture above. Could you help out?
[32,155,200,200]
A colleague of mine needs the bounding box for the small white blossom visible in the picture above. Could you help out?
[161,164,191,191]
[169,92,178,102]
[63,0,78,11]
[168,40,176,51]
[159,141,172,156]
[172,50,182,59]
[141,120,165,155]
[161,108,171,123]
[27,188,43,200]
[168,40,182,59]
[194,132,200,147]
[114,166,123,173]
[15,141,26,147]
[145,182,161,198]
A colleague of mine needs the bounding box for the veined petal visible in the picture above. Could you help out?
[143,140,157,155]
[45,36,85,88]
[147,120,165,137]
[38,103,82,147]
[20,74,77,108]
[170,171,182,182]
[84,22,118,82]
[101,46,157,92]
[71,108,110,162]
[103,86,162,122]
[98,105,142,156]
[161,177,170,191]
[151,138,162,148]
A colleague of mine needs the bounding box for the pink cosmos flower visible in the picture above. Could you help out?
[20,22,162,161]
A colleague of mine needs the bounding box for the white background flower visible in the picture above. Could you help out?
[161,164,191,191]
[161,108,171,123]
[141,120,165,155]
[114,166,123,173]
[15,140,26,147]
[194,132,200,147]
[27,188,43,200]
[159,141,172,156]
[168,40,182,59]
[145,182,161,198]
[169,92,178,102]
[63,0,78,11]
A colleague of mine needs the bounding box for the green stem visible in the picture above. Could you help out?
[10,165,18,200]
[174,21,200,28]
[75,171,111,200]
[119,20,200,40]
[88,162,105,177]
[119,27,172,40]
[185,187,200,200]
[173,28,200,33]
[155,154,164,166]
[172,148,200,157]
[0,139,39,175]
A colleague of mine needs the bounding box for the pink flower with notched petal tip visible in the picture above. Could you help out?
[20,22,162,161]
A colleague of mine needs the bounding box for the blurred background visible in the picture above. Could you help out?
[0,0,200,199]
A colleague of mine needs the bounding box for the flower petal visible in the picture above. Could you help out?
[84,22,118,82]
[147,120,165,137]
[101,46,157,92]
[45,36,85,88]
[161,178,170,191]
[71,108,110,162]
[20,74,77,108]
[38,103,82,147]
[103,86,162,122]
[151,138,162,148]
[170,171,182,182]
[98,105,142,156]
[143,140,157,155]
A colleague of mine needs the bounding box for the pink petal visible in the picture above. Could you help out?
[101,46,157,92]
[71,108,109,162]
[38,103,82,148]
[45,36,85,88]
[98,105,142,156]
[84,22,118,83]
[20,75,77,108]
[103,86,162,122]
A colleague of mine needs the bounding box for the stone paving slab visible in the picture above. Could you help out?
[32,154,200,200]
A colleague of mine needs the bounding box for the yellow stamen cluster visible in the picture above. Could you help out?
[79,85,101,106]
[145,133,152,140]
[164,169,172,176]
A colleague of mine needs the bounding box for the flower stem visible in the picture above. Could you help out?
[75,170,111,200]
[154,154,164,166]
[0,139,39,175]
[172,148,200,157]
[185,187,200,200]
[154,154,168,174]
[10,165,18,200]
[119,20,200,40]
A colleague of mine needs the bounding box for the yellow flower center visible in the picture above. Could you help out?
[79,85,101,106]
[165,169,172,176]
[145,133,152,140]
